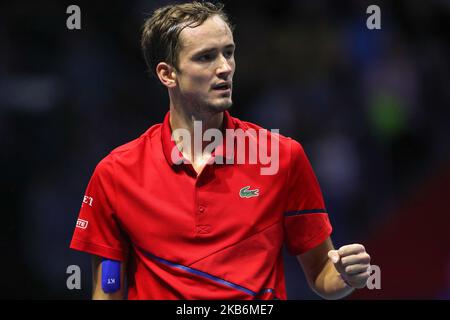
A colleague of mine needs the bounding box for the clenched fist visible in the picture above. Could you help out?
[328,244,371,289]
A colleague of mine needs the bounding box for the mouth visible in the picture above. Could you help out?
[212,82,232,93]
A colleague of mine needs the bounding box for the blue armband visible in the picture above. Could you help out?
[101,258,121,293]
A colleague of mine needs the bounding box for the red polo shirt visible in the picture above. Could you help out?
[70,110,332,299]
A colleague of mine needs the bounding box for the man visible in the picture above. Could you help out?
[70,2,371,300]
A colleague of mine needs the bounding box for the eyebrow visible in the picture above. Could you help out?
[192,44,235,56]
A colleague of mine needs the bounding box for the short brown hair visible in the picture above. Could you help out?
[141,1,233,76]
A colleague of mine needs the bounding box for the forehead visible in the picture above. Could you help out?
[179,15,234,53]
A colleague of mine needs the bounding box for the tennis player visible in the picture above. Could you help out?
[70,1,371,300]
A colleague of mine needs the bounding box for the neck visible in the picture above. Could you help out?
[169,102,224,165]
[169,104,224,134]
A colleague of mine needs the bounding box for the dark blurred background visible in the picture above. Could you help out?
[1,0,449,299]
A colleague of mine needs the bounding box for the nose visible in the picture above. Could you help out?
[216,54,233,78]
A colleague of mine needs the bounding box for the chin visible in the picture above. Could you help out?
[209,99,233,112]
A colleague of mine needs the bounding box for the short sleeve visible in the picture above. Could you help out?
[283,140,332,256]
[70,156,129,261]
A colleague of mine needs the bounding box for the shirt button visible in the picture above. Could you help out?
[198,206,205,213]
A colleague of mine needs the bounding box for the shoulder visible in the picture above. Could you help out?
[110,123,161,155]
[233,115,303,156]
[230,115,310,177]
[95,123,162,173]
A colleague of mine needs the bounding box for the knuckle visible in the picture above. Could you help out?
[361,253,370,263]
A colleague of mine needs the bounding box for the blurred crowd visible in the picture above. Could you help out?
[0,0,449,298]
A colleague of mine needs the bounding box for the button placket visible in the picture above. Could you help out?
[194,166,215,235]
[195,187,210,235]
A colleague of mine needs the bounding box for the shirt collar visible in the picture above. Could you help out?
[161,110,237,167]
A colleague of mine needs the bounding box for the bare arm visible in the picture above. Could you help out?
[91,255,126,300]
[297,237,370,300]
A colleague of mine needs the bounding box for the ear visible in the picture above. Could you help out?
[156,62,177,88]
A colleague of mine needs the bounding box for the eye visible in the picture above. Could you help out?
[224,50,234,59]
[198,53,214,62]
